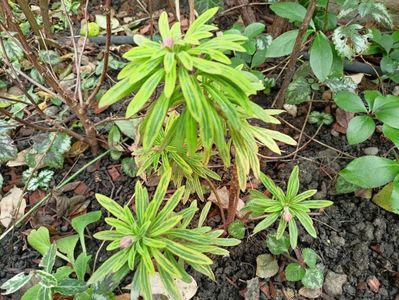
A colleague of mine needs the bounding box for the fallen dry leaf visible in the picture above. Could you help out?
[124,272,197,299]
[66,141,90,157]
[6,149,30,167]
[74,181,90,195]
[208,186,245,217]
[298,287,322,298]
[0,186,26,227]
[335,108,355,132]
[107,165,121,181]
[256,254,279,279]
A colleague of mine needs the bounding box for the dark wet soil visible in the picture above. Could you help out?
[2,99,399,300]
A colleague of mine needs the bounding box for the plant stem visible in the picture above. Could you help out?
[86,0,112,106]
[226,163,239,226]
[15,0,45,47]
[39,0,52,38]
[273,0,317,108]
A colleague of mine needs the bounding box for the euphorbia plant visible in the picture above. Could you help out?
[134,113,220,202]
[244,166,333,248]
[89,169,240,299]
[100,7,296,193]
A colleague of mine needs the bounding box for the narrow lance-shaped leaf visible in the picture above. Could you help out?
[126,68,165,117]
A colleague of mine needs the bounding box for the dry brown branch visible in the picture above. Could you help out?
[273,0,317,108]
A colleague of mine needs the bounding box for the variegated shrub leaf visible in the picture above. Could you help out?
[332,24,371,59]
[0,272,34,295]
[0,134,17,164]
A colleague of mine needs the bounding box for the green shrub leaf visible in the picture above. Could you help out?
[347,115,375,145]
[285,263,305,282]
[310,32,332,82]
[340,156,399,188]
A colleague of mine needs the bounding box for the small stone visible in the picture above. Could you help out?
[324,271,348,296]
[245,278,259,300]
[367,276,380,293]
[283,104,297,117]
[363,147,379,155]
[393,86,399,96]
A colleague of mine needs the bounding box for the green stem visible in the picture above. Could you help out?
[0,150,110,241]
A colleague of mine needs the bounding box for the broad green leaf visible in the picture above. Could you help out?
[244,23,265,39]
[71,211,102,253]
[302,267,324,289]
[126,68,165,117]
[27,227,51,256]
[334,91,367,113]
[0,272,33,295]
[302,248,317,268]
[310,32,333,81]
[285,263,305,281]
[374,95,399,128]
[340,156,399,188]
[74,252,92,281]
[372,182,399,214]
[347,115,375,145]
[266,30,299,58]
[56,235,79,263]
[383,124,399,148]
[271,2,315,28]
[266,233,290,255]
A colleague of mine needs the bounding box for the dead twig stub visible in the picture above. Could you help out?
[273,0,317,108]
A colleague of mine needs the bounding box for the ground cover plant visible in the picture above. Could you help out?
[1,0,399,299]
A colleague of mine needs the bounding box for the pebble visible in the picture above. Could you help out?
[363,147,379,155]
[393,86,399,96]
[324,271,348,296]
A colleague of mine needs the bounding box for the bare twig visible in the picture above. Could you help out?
[205,179,226,229]
[15,0,45,47]
[86,0,112,106]
[273,0,317,108]
[39,0,52,38]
